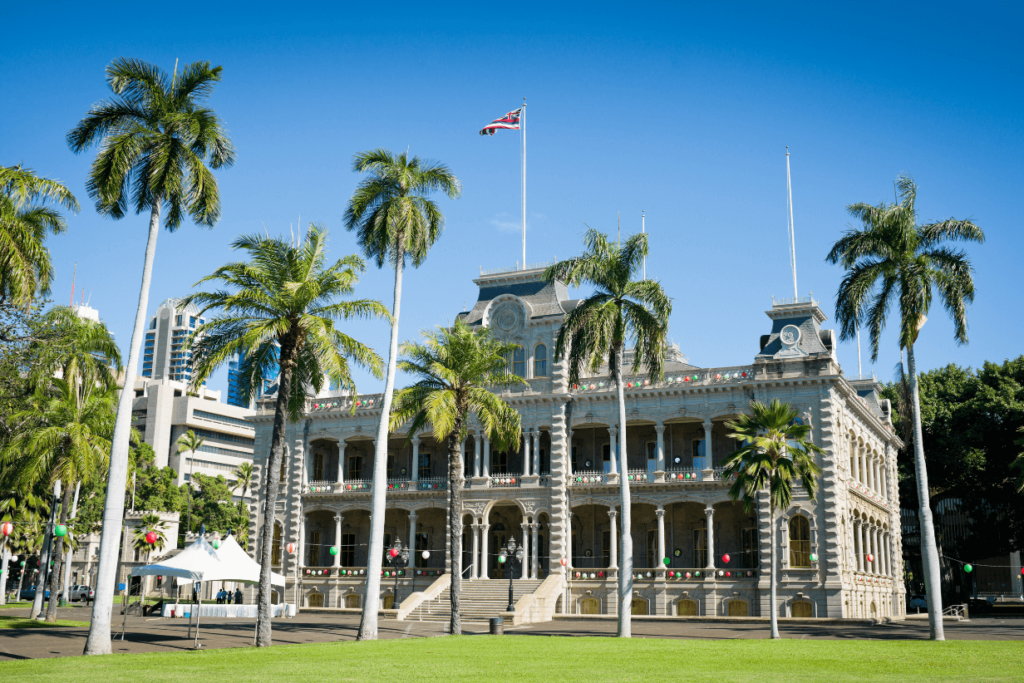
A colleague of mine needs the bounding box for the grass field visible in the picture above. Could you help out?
[0,636,1020,682]
[0,601,32,609]
[0,615,89,629]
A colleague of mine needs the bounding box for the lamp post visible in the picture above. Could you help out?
[498,537,524,612]
[387,537,410,606]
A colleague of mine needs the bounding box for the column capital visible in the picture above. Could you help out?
[655,507,666,518]
[654,424,665,434]
[703,417,713,426]
[607,509,618,520]
[481,523,491,532]
[409,512,418,521]
[704,506,715,516]
[334,514,344,523]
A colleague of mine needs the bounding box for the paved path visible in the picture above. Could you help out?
[1,604,1021,661]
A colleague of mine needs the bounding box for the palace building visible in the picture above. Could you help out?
[247,265,905,621]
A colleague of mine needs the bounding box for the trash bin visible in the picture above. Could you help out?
[489,617,504,635]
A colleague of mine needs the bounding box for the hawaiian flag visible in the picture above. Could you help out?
[479,108,522,136]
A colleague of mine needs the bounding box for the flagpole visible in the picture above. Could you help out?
[785,146,798,298]
[521,98,527,270]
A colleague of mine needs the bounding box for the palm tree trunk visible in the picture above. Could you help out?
[45,484,73,622]
[614,346,633,637]
[769,505,779,639]
[84,198,162,655]
[448,418,464,636]
[256,341,295,647]
[359,257,404,641]
[32,480,59,620]
[0,546,9,606]
[906,343,945,640]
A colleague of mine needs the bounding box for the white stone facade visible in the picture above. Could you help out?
[247,267,905,618]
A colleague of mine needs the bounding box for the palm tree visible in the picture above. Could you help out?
[68,57,235,655]
[32,307,122,390]
[1,373,116,622]
[344,148,461,641]
[184,223,387,647]
[131,513,167,603]
[232,462,254,499]
[0,164,79,306]
[544,228,671,638]
[826,174,983,641]
[722,399,823,639]
[389,319,525,635]
[176,430,205,536]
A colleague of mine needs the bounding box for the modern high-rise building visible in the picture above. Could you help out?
[141,298,206,383]
[227,349,280,409]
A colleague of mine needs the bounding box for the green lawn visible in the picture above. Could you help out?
[0,615,89,629]
[0,637,1020,682]
[0,601,32,609]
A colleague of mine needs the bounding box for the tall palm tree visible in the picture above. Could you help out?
[544,228,671,638]
[68,57,235,656]
[826,174,983,641]
[1,373,116,622]
[344,148,460,641]
[0,164,79,306]
[232,462,254,499]
[176,430,205,536]
[32,307,122,390]
[722,399,823,639]
[184,223,387,647]
[389,319,525,635]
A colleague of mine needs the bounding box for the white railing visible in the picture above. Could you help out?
[772,296,817,306]
[572,366,757,394]
[480,260,557,276]
[386,478,414,492]
[490,475,521,488]
[665,467,699,482]
[338,479,372,492]
[625,469,652,483]
[569,471,606,486]
[305,480,338,494]
[415,477,447,491]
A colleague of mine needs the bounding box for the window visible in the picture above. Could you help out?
[190,316,196,328]
[387,454,395,478]
[193,410,254,429]
[534,344,547,377]
[602,530,611,568]
[511,346,525,377]
[789,516,811,568]
[280,454,287,480]
[341,533,355,566]
[646,441,656,471]
[308,531,321,566]
[602,444,611,473]
[348,454,363,480]
[692,439,705,468]
[492,449,507,473]
[741,527,759,568]
[272,524,282,566]
[417,452,431,479]
[313,452,325,481]
[175,315,182,326]
[415,532,429,567]
[693,528,707,568]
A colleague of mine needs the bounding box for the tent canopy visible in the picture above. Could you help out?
[179,535,286,587]
[130,536,220,581]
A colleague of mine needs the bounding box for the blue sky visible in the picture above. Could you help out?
[3,2,1022,397]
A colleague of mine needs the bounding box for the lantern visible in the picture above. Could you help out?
[287,543,295,554]
[54,524,67,537]
[809,553,818,562]
[145,531,158,545]
[422,550,431,560]
[212,539,220,549]
[694,571,700,577]
[722,553,730,564]
[964,564,973,573]
[866,554,874,563]
[560,557,567,567]
[0,521,12,536]
[685,571,692,579]
[329,546,339,556]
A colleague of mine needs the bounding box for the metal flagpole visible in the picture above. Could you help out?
[856,326,863,377]
[642,211,646,280]
[521,98,527,270]
[786,147,798,298]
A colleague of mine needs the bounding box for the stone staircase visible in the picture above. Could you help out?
[406,579,543,622]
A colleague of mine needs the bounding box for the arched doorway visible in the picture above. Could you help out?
[631,598,649,615]
[791,601,813,617]
[676,599,698,616]
[580,597,600,614]
[487,503,523,579]
[345,593,361,608]
[308,592,324,608]
[727,600,748,616]
[383,594,395,609]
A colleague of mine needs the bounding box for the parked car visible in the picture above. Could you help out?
[20,587,51,600]
[68,585,94,602]
[908,595,928,610]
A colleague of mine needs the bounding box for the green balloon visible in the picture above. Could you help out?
[662,557,670,566]
[54,524,67,537]
[964,564,973,573]
[329,546,339,556]
[809,553,818,562]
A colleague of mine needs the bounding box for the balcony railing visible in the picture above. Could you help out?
[490,475,521,488]
[625,469,652,483]
[415,477,447,491]
[386,478,414,492]
[571,365,757,395]
[570,471,606,486]
[665,467,699,482]
[337,479,372,492]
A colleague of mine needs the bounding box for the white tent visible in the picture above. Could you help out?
[175,535,286,587]
[130,535,221,582]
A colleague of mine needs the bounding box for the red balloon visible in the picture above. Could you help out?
[722,553,730,564]
[145,531,158,545]
[866,554,874,563]
[286,543,295,554]
[560,557,567,567]
[389,548,399,559]
[0,521,12,536]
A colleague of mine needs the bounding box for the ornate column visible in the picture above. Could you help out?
[532,430,541,475]
[482,435,491,478]
[704,505,716,570]
[411,436,420,483]
[655,423,666,472]
[523,429,532,476]
[470,522,479,580]
[333,514,343,567]
[408,512,418,571]
[853,520,862,572]
[608,427,619,474]
[859,446,867,486]
[336,442,346,485]
[703,419,714,469]
[520,522,531,579]
[872,528,880,574]
[567,429,574,474]
[656,507,666,571]
[531,523,540,580]
[860,522,869,573]
[473,435,482,478]
[480,523,491,580]
[460,436,468,478]
[608,510,619,569]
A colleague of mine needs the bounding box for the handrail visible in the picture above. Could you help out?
[462,563,474,579]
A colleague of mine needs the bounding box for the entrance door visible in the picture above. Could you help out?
[492,531,507,579]
[383,594,395,609]
[791,601,813,617]
[727,600,748,616]
[677,600,698,616]
[580,598,600,614]
[631,598,649,615]
[308,592,324,608]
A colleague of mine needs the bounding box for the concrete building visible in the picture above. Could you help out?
[248,265,905,621]
[228,350,279,409]
[141,298,205,383]
[131,378,256,498]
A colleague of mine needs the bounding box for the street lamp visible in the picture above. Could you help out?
[387,537,410,606]
[498,537,525,612]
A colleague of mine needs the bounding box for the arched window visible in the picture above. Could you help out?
[789,515,811,568]
[271,523,283,566]
[512,346,525,377]
[534,344,548,377]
